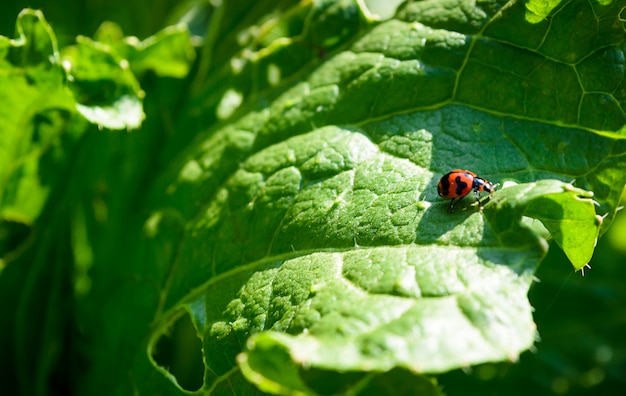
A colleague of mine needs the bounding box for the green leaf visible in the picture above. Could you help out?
[0,6,196,396]
[232,245,535,379]
[138,0,626,393]
[61,36,145,130]
[240,348,442,396]
[60,22,195,130]
[93,22,196,78]
[485,180,601,270]
[0,7,194,227]
[217,180,598,388]
[524,0,565,23]
[0,9,75,228]
[2,1,626,395]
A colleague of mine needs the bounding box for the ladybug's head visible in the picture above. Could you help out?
[473,177,497,193]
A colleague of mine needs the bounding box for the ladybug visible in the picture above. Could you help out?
[437,170,497,212]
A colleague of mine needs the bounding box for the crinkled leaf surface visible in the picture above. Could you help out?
[130,0,625,395]
[2,1,626,396]
[225,181,596,391]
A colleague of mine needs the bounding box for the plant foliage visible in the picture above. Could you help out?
[1,1,625,395]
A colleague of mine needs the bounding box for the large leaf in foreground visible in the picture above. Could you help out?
[148,122,598,391]
[70,0,626,395]
[133,3,626,392]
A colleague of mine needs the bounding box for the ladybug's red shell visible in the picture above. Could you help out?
[438,169,476,199]
[437,169,496,212]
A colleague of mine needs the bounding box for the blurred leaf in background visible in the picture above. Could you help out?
[0,0,625,396]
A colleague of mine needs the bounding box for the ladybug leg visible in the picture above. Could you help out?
[484,184,499,207]
[448,196,465,212]
[447,198,457,212]
[475,187,496,210]
[474,190,485,209]
[480,194,492,206]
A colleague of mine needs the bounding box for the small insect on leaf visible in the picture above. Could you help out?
[437,169,497,212]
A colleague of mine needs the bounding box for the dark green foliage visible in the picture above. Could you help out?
[1,1,625,395]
